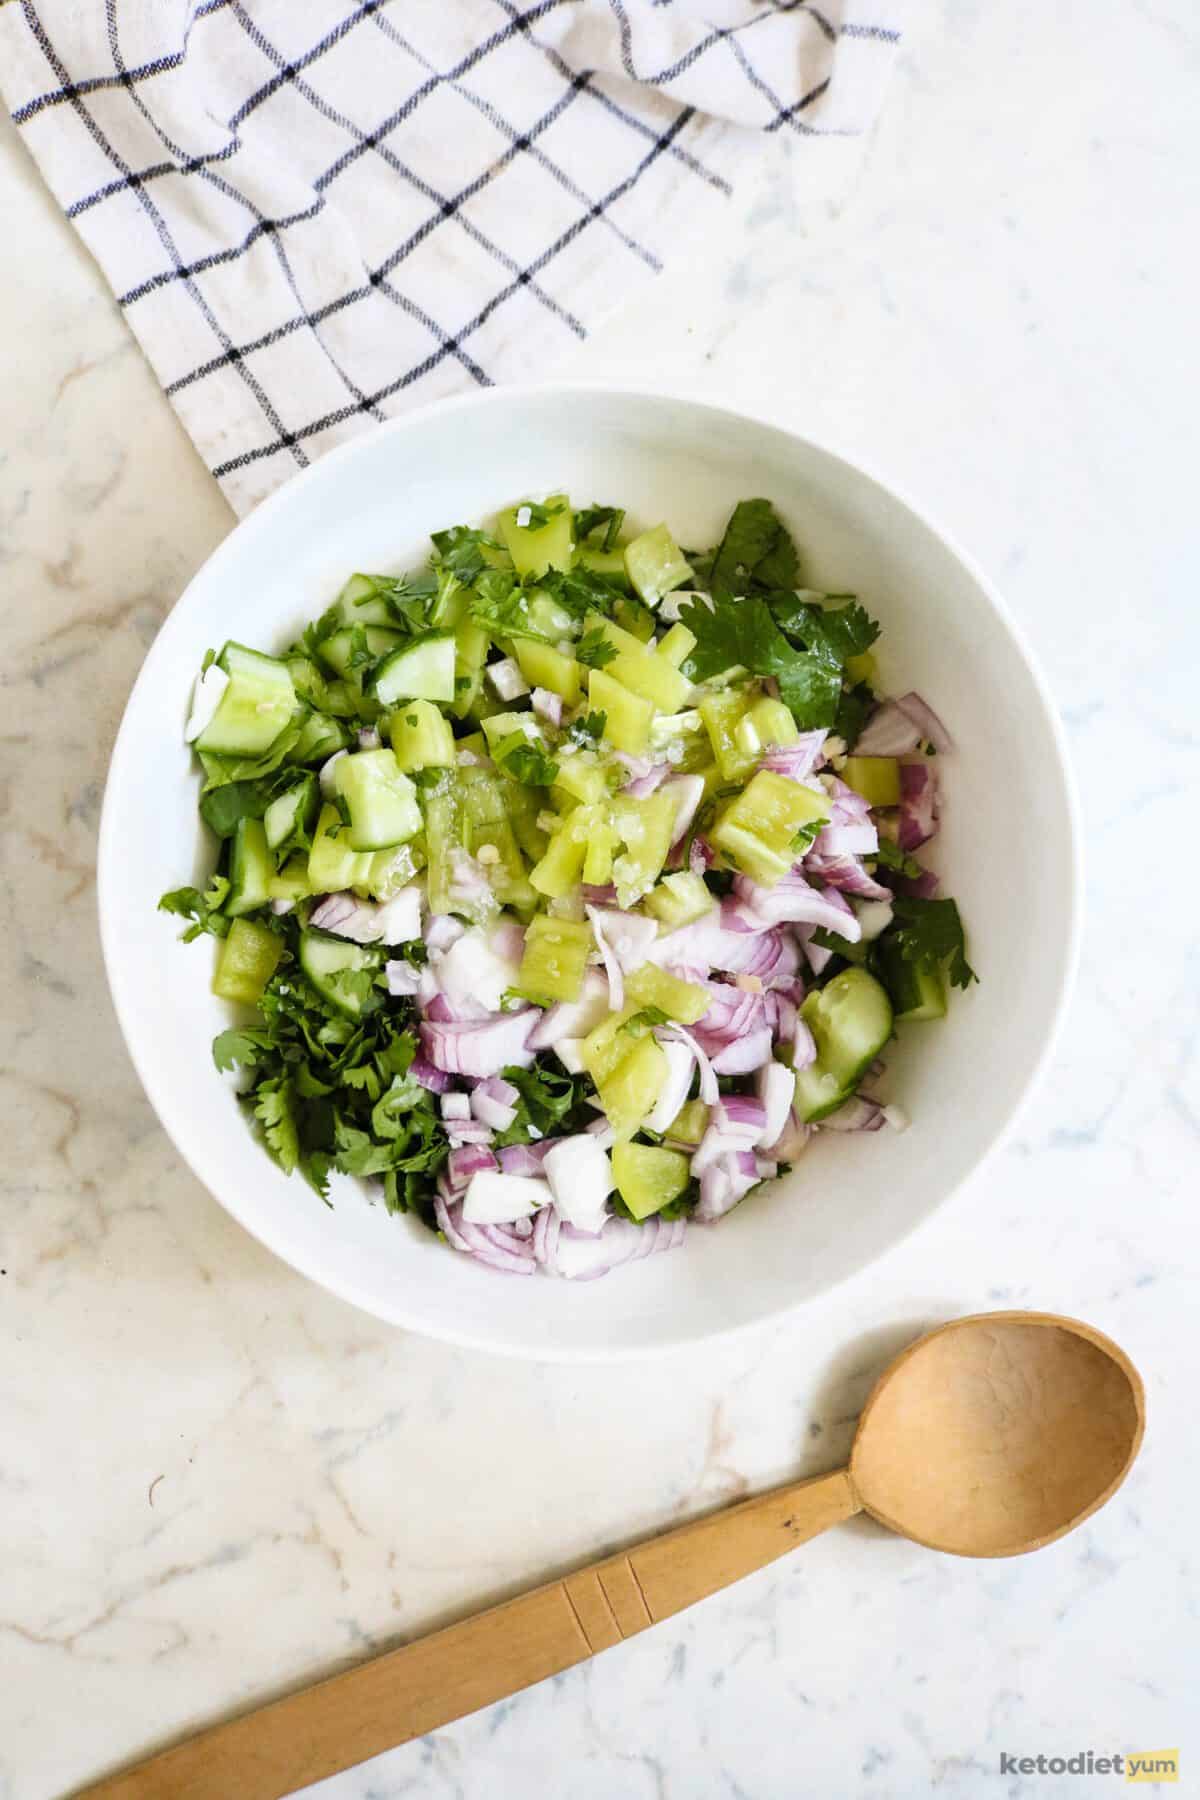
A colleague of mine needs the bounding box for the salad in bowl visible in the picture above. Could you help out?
[161,494,974,1282]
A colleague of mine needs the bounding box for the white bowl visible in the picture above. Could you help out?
[99,385,1080,1360]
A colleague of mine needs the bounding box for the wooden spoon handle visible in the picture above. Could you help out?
[75,1469,857,1800]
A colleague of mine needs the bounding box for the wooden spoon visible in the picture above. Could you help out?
[75,1311,1143,1800]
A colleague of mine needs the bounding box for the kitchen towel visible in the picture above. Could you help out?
[1,0,905,514]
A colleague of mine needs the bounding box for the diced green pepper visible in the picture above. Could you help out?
[584,611,691,714]
[623,963,710,1025]
[497,494,574,579]
[389,698,456,771]
[517,914,594,1002]
[588,668,654,754]
[643,870,717,930]
[623,523,693,606]
[710,770,830,886]
[842,756,901,808]
[514,638,582,704]
[212,917,283,1005]
[612,789,677,908]
[657,622,697,668]
[612,1141,690,1221]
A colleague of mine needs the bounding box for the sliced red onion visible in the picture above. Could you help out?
[770,991,797,1046]
[825,777,874,825]
[527,969,610,1050]
[733,871,863,942]
[586,907,658,1015]
[852,701,923,757]
[655,1024,719,1105]
[803,853,891,902]
[471,1088,519,1132]
[756,1061,794,1148]
[714,1095,768,1140]
[498,1142,551,1177]
[664,773,706,847]
[760,730,826,783]
[435,1189,471,1249]
[820,1095,887,1132]
[651,912,799,987]
[357,726,381,751]
[532,1202,561,1267]
[694,1150,760,1223]
[420,1009,537,1078]
[894,692,953,754]
[445,1144,498,1190]
[309,891,358,933]
[440,1092,471,1122]
[425,914,465,954]
[531,686,563,728]
[270,897,295,916]
[709,1025,774,1075]
[441,1198,537,1274]
[547,1214,687,1280]
[622,762,670,798]
[319,749,348,797]
[813,820,879,858]
[688,836,714,875]
[897,760,940,851]
[411,1054,453,1094]
[613,751,661,783]
[424,991,489,1024]
[447,1120,496,1148]
[385,960,423,997]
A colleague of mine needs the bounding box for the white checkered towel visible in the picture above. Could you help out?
[1,1,905,515]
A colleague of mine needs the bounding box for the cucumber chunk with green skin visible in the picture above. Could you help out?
[332,573,400,629]
[624,523,693,606]
[299,931,380,1018]
[267,857,313,904]
[497,495,574,579]
[227,817,274,917]
[315,625,404,680]
[372,634,457,705]
[576,545,631,588]
[195,644,296,758]
[612,1141,690,1220]
[289,709,350,765]
[308,802,374,892]
[801,967,893,1090]
[792,1062,852,1124]
[212,917,283,1004]
[452,620,491,719]
[263,775,319,854]
[389,698,456,771]
[335,750,422,851]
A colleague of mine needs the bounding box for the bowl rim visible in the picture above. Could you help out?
[97,380,1083,1360]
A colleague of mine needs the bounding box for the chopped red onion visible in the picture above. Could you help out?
[792,1015,817,1070]
[755,1061,794,1148]
[853,898,894,940]
[420,1009,537,1078]
[531,686,563,727]
[309,892,357,932]
[445,1144,499,1190]
[642,1039,697,1134]
[424,991,489,1024]
[825,777,874,825]
[688,836,715,875]
[447,1120,496,1148]
[709,1025,774,1075]
[694,1150,760,1222]
[357,726,381,751]
[532,1203,561,1268]
[425,914,465,954]
[813,820,879,858]
[498,1142,551,1177]
[664,773,706,847]
[763,1104,811,1163]
[622,762,670,798]
[438,1195,537,1274]
[760,730,826,783]
[527,969,610,1050]
[471,1082,519,1132]
[586,907,658,1014]
[547,1214,687,1280]
[897,760,940,851]
[440,1092,471,1122]
[385,960,423,997]
[411,1055,453,1094]
[895,692,952,754]
[803,853,891,902]
[486,656,530,701]
[820,1095,887,1132]
[852,702,923,757]
[270,897,295,916]
[580,882,618,905]
[714,1095,768,1140]
[655,1024,720,1104]
[733,871,863,942]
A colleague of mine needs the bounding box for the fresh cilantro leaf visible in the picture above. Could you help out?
[533,566,622,620]
[254,1078,300,1174]
[566,710,606,747]
[201,647,216,674]
[212,1027,273,1072]
[574,628,618,669]
[370,1074,425,1140]
[769,593,880,663]
[465,570,555,643]
[494,732,560,787]
[708,499,799,601]
[886,897,977,990]
[574,505,625,552]
[491,1060,587,1146]
[515,500,565,530]
[158,876,231,942]
[198,780,268,839]
[430,525,497,583]
[790,818,823,855]
[834,680,876,749]
[620,1006,671,1037]
[873,840,925,879]
[678,592,842,731]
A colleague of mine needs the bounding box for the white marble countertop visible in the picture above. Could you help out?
[3,3,1198,1797]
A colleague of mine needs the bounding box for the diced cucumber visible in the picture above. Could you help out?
[576,545,631,588]
[287,657,328,707]
[598,1037,668,1139]
[801,968,893,1090]
[389,698,456,771]
[480,710,545,757]
[582,821,619,886]
[842,756,901,808]
[518,914,594,1002]
[212,917,283,1005]
[289,709,350,765]
[588,668,654,754]
[458,768,536,909]
[711,771,829,886]
[195,643,296,758]
[525,592,577,641]
[497,495,574,579]
[742,696,800,754]
[612,789,680,908]
[263,775,319,854]
[623,963,709,1026]
[514,638,582,704]
[422,783,463,916]
[227,817,274,917]
[452,620,490,719]
[267,857,313,904]
[584,612,691,714]
[367,841,424,900]
[331,573,399,629]
[643,870,716,931]
[613,598,657,643]
[648,708,712,773]
[612,1141,690,1221]
[699,688,758,782]
[316,625,404,680]
[372,634,457,705]
[664,1098,709,1149]
[873,942,948,1021]
[657,623,697,668]
[335,750,422,851]
[792,1062,852,1124]
[299,931,380,1018]
[308,802,374,892]
[624,524,693,607]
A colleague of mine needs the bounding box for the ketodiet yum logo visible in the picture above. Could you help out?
[998,1750,1178,1782]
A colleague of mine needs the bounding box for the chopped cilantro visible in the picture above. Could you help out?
[566,709,607,747]
[678,591,842,731]
[574,504,625,551]
[873,840,925,879]
[707,499,800,601]
[158,875,232,942]
[493,732,560,787]
[620,1006,671,1037]
[885,897,977,990]
[574,628,618,669]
